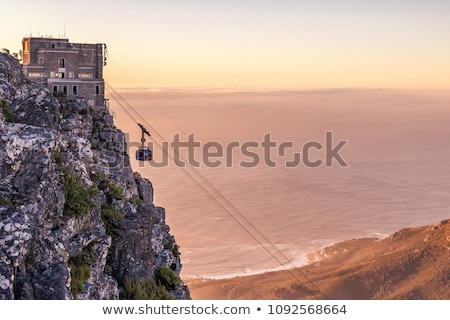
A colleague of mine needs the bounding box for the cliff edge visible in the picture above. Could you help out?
[0,53,190,300]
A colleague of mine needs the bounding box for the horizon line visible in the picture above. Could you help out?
[106,84,450,94]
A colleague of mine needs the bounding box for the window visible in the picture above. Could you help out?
[60,72,65,79]
[68,72,74,78]
[72,85,78,95]
[50,72,55,78]
[53,85,58,93]
[59,58,65,68]
[28,73,44,77]
[62,86,68,95]
[95,85,100,95]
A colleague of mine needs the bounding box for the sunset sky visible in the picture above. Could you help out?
[3,0,450,89]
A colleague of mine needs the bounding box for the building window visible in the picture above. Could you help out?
[62,86,68,95]
[72,85,78,95]
[28,73,44,77]
[68,72,74,78]
[59,58,65,68]
[96,85,100,95]
[60,72,65,79]
[53,85,58,93]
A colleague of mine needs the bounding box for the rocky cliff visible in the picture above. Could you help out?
[0,53,190,300]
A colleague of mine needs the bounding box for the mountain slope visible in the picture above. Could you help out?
[188,219,450,299]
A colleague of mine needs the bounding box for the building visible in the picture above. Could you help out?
[21,37,107,107]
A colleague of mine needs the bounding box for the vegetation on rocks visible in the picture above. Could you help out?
[61,171,99,217]
[101,203,124,236]
[0,196,11,206]
[0,99,14,122]
[69,245,97,298]
[121,276,175,300]
[155,267,179,290]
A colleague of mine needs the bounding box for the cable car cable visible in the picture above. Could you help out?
[105,81,330,299]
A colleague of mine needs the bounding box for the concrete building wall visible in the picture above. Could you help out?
[22,37,105,107]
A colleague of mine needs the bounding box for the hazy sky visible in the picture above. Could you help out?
[2,1,450,89]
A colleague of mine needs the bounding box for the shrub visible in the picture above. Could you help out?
[101,203,124,236]
[70,264,90,298]
[53,147,65,168]
[0,196,11,206]
[0,99,14,122]
[155,267,179,290]
[106,182,124,200]
[172,243,181,258]
[62,171,99,217]
[121,277,175,300]
[69,245,96,298]
[99,181,124,201]
[129,197,144,206]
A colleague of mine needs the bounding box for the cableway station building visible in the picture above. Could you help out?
[21,37,107,107]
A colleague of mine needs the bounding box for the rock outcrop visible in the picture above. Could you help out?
[0,53,189,300]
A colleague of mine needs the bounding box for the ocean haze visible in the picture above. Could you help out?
[108,88,450,279]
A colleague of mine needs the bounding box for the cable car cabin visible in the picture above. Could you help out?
[136,147,152,161]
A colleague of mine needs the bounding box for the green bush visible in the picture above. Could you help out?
[0,196,11,206]
[69,245,96,298]
[53,147,65,169]
[155,267,179,290]
[70,264,90,298]
[121,277,175,300]
[99,181,124,200]
[101,203,124,236]
[0,99,14,122]
[172,243,181,258]
[62,171,99,217]
[106,182,124,200]
[129,197,144,206]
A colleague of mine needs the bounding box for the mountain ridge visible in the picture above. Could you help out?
[188,219,449,299]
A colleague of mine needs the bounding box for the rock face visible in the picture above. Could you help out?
[0,53,189,300]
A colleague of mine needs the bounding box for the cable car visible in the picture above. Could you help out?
[136,123,152,161]
[136,146,152,161]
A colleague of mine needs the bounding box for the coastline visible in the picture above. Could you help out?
[186,219,450,299]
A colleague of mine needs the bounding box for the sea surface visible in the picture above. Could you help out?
[108,88,450,279]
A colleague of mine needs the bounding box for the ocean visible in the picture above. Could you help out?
[108,88,450,279]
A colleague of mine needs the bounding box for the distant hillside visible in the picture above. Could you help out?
[187,219,449,299]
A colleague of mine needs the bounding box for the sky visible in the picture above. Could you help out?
[2,0,450,89]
